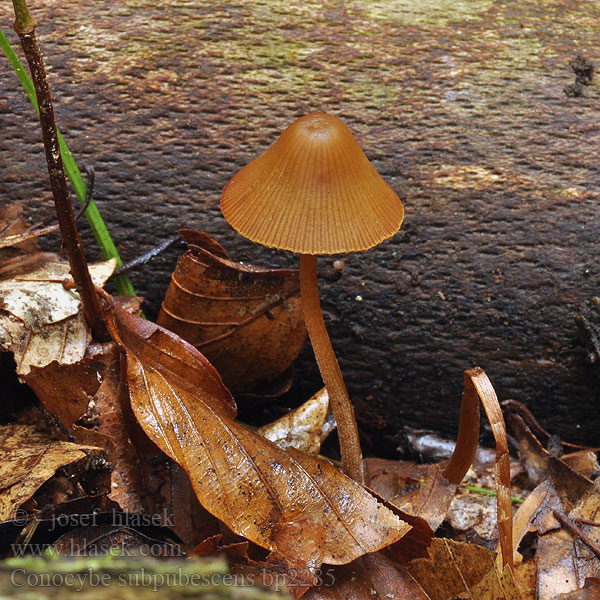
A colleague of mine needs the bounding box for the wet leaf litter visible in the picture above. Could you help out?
[1,3,599,596]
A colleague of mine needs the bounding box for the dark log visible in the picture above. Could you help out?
[1,0,599,452]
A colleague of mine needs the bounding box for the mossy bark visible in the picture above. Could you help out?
[1,0,599,449]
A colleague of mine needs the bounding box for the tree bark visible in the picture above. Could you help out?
[1,0,598,451]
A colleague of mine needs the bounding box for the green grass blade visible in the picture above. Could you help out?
[0,28,136,297]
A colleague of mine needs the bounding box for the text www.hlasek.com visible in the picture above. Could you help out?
[11,567,336,592]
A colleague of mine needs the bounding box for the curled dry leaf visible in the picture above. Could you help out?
[157,230,307,394]
[0,255,117,375]
[406,538,524,600]
[258,388,336,456]
[106,304,408,566]
[0,423,106,521]
[443,367,513,568]
[510,480,563,565]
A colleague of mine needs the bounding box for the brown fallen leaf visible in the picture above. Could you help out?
[0,423,106,521]
[106,303,408,566]
[0,201,44,256]
[364,458,432,502]
[231,552,318,598]
[82,339,222,548]
[157,230,307,394]
[24,342,114,429]
[536,483,600,600]
[511,480,563,564]
[390,464,456,533]
[507,413,593,505]
[364,459,456,535]
[0,255,117,375]
[86,344,145,513]
[556,578,600,599]
[561,450,600,480]
[258,388,336,456]
[304,552,430,600]
[406,538,525,600]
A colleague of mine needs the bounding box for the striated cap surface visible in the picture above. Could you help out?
[221,113,404,255]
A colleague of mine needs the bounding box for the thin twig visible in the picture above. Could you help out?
[553,509,600,560]
[11,0,107,339]
[502,399,587,450]
[112,236,180,278]
[573,517,600,527]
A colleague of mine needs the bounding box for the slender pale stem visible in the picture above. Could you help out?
[300,254,364,484]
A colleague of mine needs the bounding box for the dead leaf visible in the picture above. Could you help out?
[536,483,600,600]
[88,345,145,513]
[106,303,408,566]
[406,538,525,600]
[304,552,430,600]
[24,342,114,429]
[157,230,307,394]
[258,388,335,456]
[390,464,456,533]
[561,450,600,480]
[0,255,117,375]
[364,459,456,535]
[0,225,59,250]
[231,552,318,598]
[556,578,600,599]
[511,480,563,564]
[507,413,593,505]
[0,201,44,256]
[0,423,106,521]
[364,458,432,502]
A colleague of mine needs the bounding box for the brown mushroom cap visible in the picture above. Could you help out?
[221,113,404,255]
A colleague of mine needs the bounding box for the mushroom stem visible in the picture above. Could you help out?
[300,254,364,484]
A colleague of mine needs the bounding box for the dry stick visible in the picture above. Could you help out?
[553,509,600,560]
[112,236,180,278]
[11,0,107,340]
[300,254,364,484]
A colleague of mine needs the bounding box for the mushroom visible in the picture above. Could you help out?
[221,113,404,483]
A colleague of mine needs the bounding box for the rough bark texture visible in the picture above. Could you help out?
[1,0,599,452]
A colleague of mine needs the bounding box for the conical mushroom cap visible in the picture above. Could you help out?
[221,113,404,255]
